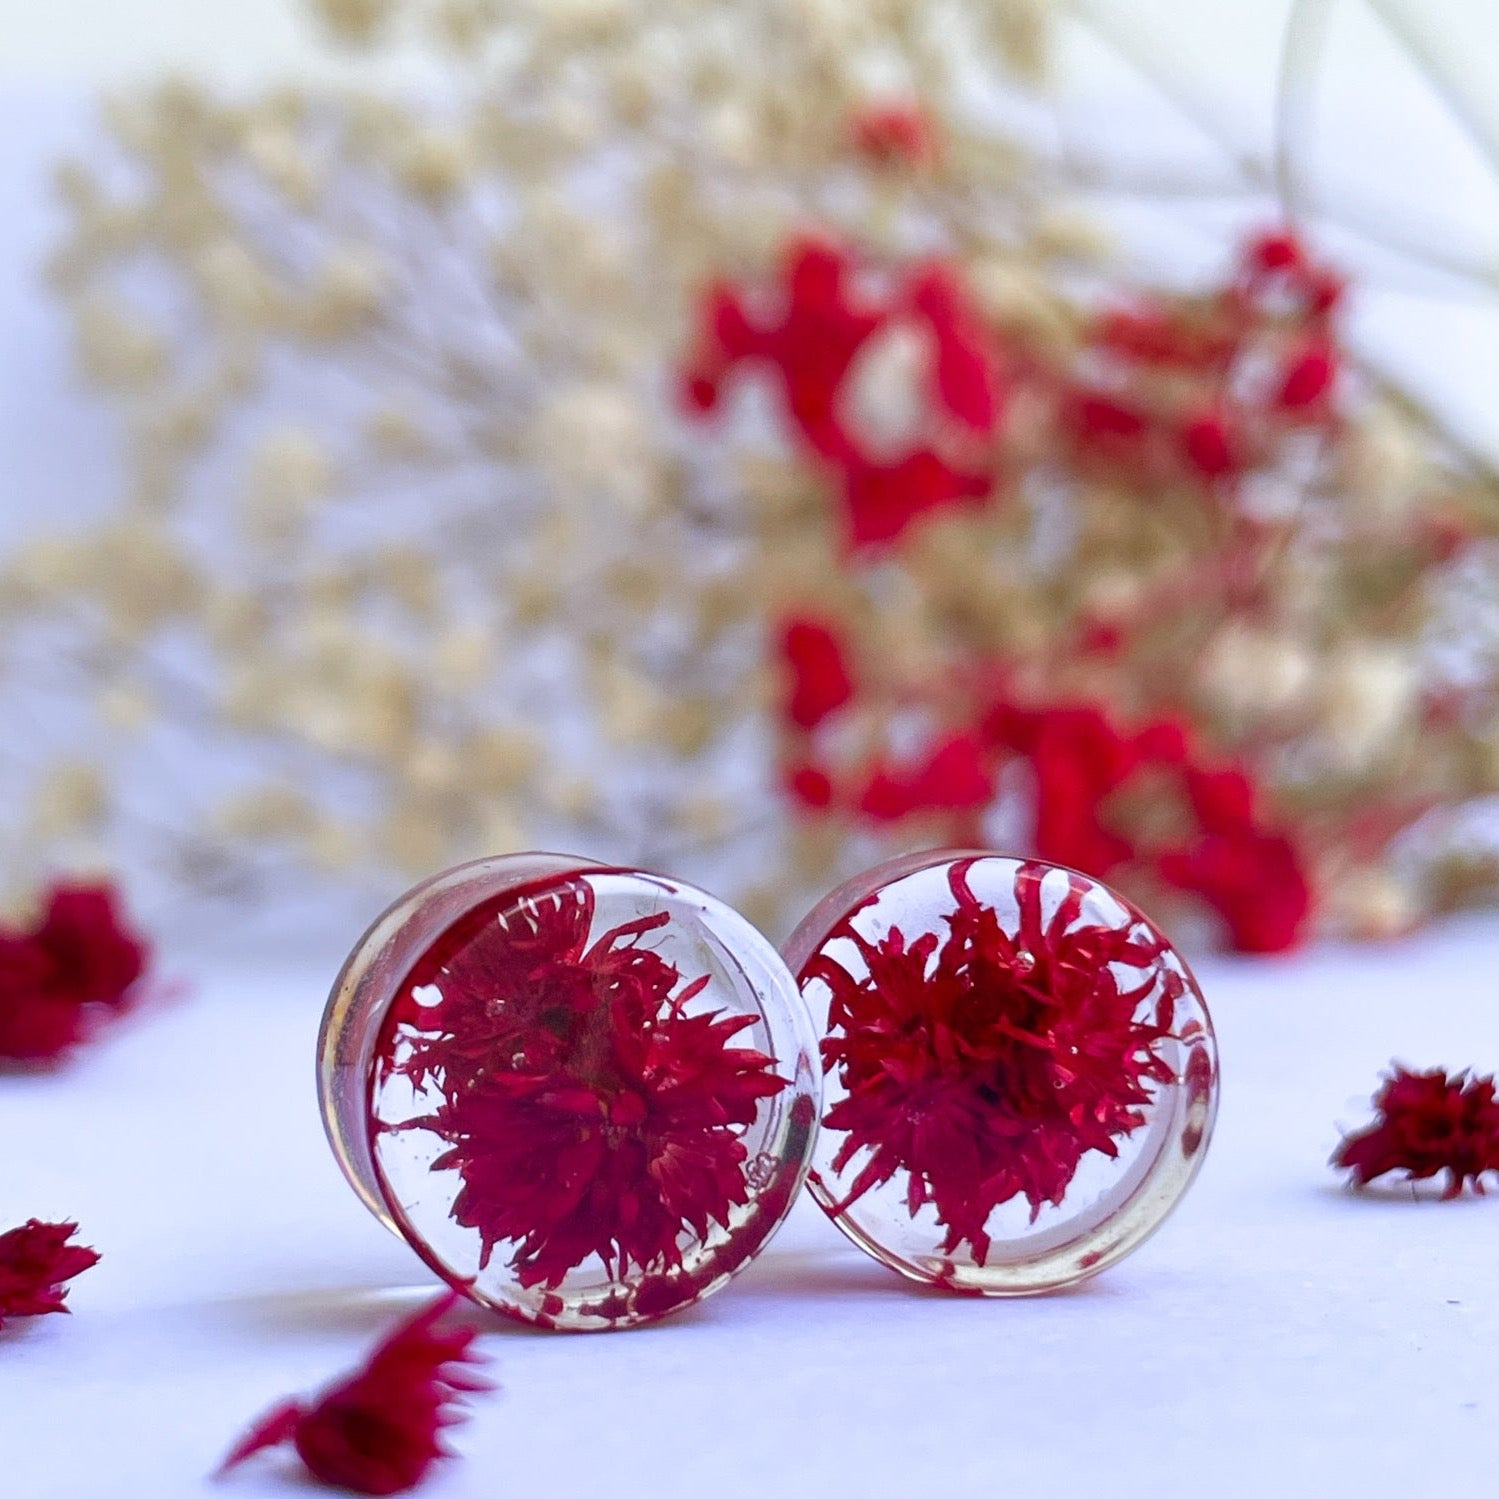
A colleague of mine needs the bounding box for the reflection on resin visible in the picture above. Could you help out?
[787,850,1217,1295]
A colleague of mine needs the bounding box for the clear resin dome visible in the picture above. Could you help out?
[784,850,1218,1295]
[319,854,820,1330]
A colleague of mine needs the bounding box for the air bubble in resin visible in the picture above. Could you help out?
[319,854,820,1330]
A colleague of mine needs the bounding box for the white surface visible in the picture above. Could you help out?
[3,918,1498,1499]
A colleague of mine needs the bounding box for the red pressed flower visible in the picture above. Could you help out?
[0,878,150,1063]
[381,876,788,1290]
[0,1219,99,1330]
[780,616,854,730]
[1274,339,1337,411]
[1334,1066,1499,1197]
[810,859,1173,1260]
[219,1293,489,1495]
[852,101,937,167]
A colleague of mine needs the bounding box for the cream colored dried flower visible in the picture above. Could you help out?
[30,763,107,839]
[242,430,334,543]
[1320,644,1419,769]
[75,295,165,388]
[310,0,396,45]
[1201,625,1315,719]
[398,126,474,198]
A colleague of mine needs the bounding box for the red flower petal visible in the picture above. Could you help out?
[680,235,1001,549]
[1180,409,1242,480]
[780,616,854,730]
[785,762,834,809]
[1094,305,1235,371]
[1157,827,1311,954]
[219,1293,491,1495]
[855,732,995,823]
[1334,1067,1499,1198]
[984,701,1146,875]
[842,447,991,548]
[0,1219,100,1329]
[0,939,86,1062]
[1244,229,1306,276]
[1275,340,1337,411]
[907,263,1005,435]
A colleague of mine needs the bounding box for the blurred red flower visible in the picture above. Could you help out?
[683,235,1004,549]
[219,1293,490,1495]
[852,101,938,167]
[0,880,150,1063]
[780,616,855,730]
[1334,1066,1499,1198]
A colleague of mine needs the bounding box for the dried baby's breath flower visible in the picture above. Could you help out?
[1320,644,1419,770]
[75,295,165,387]
[17,0,1498,952]
[309,0,398,45]
[29,763,108,839]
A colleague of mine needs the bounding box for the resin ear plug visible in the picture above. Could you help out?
[784,850,1218,1295]
[318,854,820,1330]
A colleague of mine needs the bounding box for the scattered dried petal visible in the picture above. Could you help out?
[1334,1066,1499,1198]
[0,879,151,1063]
[218,1293,490,1495]
[0,1220,100,1330]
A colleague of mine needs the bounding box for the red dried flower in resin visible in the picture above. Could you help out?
[785,851,1217,1294]
[0,879,149,1063]
[1333,1066,1499,1198]
[219,1292,488,1495]
[0,1219,99,1330]
[319,855,819,1330]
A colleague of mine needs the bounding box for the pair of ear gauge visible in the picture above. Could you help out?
[318,849,1218,1331]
